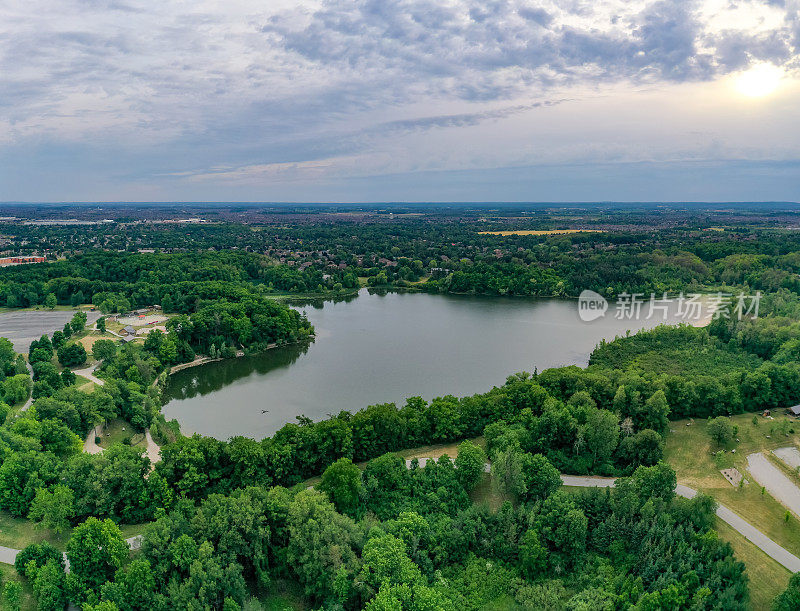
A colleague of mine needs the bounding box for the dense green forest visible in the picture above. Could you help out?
[7,207,800,306]
[2,205,800,609]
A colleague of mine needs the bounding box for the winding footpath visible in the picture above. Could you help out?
[20,360,34,411]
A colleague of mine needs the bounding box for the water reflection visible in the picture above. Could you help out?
[165,343,311,401]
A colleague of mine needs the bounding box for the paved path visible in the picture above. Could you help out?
[83,423,161,465]
[143,429,161,466]
[410,457,800,573]
[561,473,800,573]
[747,452,800,519]
[20,360,34,411]
[83,424,104,454]
[72,361,105,388]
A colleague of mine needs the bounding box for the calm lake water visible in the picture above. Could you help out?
[162,290,695,440]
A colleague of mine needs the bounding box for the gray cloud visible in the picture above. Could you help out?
[0,0,798,201]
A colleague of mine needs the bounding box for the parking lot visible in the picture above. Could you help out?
[0,310,102,352]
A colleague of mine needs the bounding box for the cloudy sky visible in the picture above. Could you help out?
[1,0,799,202]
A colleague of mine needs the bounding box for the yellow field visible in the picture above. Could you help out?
[478,229,601,236]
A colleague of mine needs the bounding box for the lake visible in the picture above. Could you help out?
[162,290,698,440]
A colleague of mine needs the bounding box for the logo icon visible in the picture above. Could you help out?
[578,289,608,322]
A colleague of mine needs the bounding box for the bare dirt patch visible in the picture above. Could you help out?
[116,313,168,326]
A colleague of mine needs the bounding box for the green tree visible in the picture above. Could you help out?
[643,390,670,435]
[57,343,87,368]
[519,527,547,579]
[100,559,155,610]
[707,416,737,447]
[454,440,486,491]
[14,542,64,577]
[582,409,619,464]
[318,458,363,518]
[70,311,88,334]
[32,559,67,611]
[97,317,107,333]
[774,572,800,611]
[286,490,359,604]
[44,293,57,309]
[522,453,562,501]
[66,517,129,589]
[2,374,32,405]
[93,339,117,362]
[358,532,423,594]
[491,448,527,502]
[29,485,75,534]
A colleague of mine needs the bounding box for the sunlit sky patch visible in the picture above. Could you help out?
[0,0,798,202]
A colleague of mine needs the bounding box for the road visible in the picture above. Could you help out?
[561,474,800,573]
[746,452,800,519]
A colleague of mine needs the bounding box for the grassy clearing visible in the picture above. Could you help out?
[0,509,147,548]
[478,229,601,236]
[0,563,36,610]
[0,511,70,551]
[76,330,118,355]
[257,579,306,610]
[665,412,800,555]
[714,519,789,610]
[96,418,148,451]
[396,438,485,462]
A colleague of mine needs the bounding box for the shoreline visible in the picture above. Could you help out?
[167,337,314,375]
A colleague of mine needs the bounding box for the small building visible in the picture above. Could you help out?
[788,405,800,417]
[122,325,136,336]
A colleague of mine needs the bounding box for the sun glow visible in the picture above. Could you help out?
[735,63,783,98]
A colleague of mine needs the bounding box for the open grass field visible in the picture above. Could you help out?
[478,229,601,236]
[588,325,762,375]
[665,412,800,556]
[627,345,762,376]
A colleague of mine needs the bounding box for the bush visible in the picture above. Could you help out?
[14,542,64,577]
